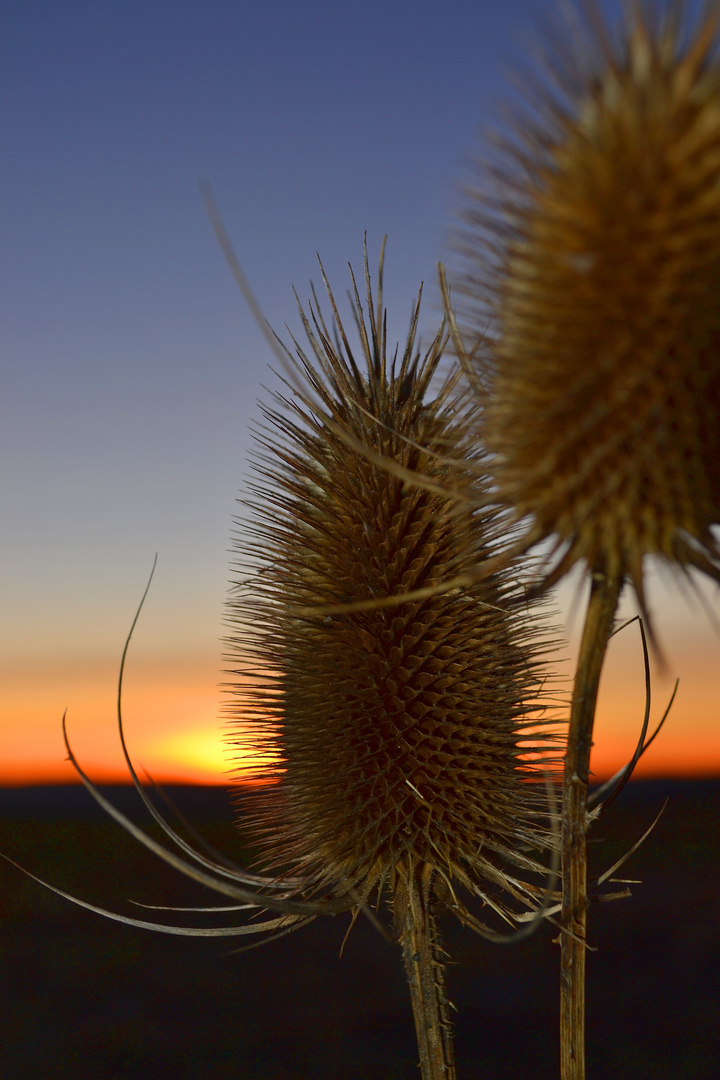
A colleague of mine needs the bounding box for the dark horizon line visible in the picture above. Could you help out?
[3,771,720,789]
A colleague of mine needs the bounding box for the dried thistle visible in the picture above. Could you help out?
[449,5,720,1076]
[453,0,720,609]
[3,243,563,1080]
[224,242,562,1077]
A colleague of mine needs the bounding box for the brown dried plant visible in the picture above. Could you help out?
[453,0,720,605]
[449,2,720,1076]
[4,244,564,1080]
[223,243,563,1078]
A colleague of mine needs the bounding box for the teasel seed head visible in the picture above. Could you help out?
[453,1,720,609]
[225,241,562,937]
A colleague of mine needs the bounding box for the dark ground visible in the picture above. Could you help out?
[1,779,718,1079]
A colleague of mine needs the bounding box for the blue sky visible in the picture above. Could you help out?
[2,0,717,783]
[2,0,547,660]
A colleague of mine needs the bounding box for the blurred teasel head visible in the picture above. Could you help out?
[225,240,562,940]
[452,0,720,610]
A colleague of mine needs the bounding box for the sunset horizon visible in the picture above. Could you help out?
[3,616,718,786]
[3,0,718,791]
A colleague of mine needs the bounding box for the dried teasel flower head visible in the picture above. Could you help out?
[452,1,720,612]
[1,240,563,1080]
[225,240,562,941]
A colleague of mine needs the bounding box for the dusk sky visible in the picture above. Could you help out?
[2,0,718,786]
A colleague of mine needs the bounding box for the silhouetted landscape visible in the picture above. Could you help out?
[1,779,718,1079]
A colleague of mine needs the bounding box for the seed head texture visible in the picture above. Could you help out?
[225,246,560,933]
[455,1,720,602]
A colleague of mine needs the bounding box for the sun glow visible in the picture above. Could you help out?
[1,594,719,787]
[0,656,282,786]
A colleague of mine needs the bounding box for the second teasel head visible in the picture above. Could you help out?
[225,242,562,936]
[453,1,720,606]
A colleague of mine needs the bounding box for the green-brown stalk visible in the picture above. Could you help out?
[560,570,622,1079]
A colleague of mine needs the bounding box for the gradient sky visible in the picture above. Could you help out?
[2,0,718,787]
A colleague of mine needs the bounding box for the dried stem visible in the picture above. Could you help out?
[560,569,622,1080]
[400,870,456,1080]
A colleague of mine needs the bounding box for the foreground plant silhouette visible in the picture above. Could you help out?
[452,2,720,1075]
[5,246,563,1080]
[223,243,564,1078]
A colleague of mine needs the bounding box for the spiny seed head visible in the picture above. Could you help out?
[225,244,561,934]
[454,1,720,604]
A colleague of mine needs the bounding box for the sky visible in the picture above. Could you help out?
[2,0,718,788]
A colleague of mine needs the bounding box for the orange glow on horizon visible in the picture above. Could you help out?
[1,621,719,787]
[0,657,284,787]
[587,616,720,781]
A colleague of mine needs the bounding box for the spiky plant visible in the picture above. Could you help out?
[223,243,562,1078]
[450,3,720,1075]
[3,244,562,1080]
[454,0,720,606]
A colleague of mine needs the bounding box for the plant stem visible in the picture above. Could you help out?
[400,873,456,1080]
[560,568,622,1080]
